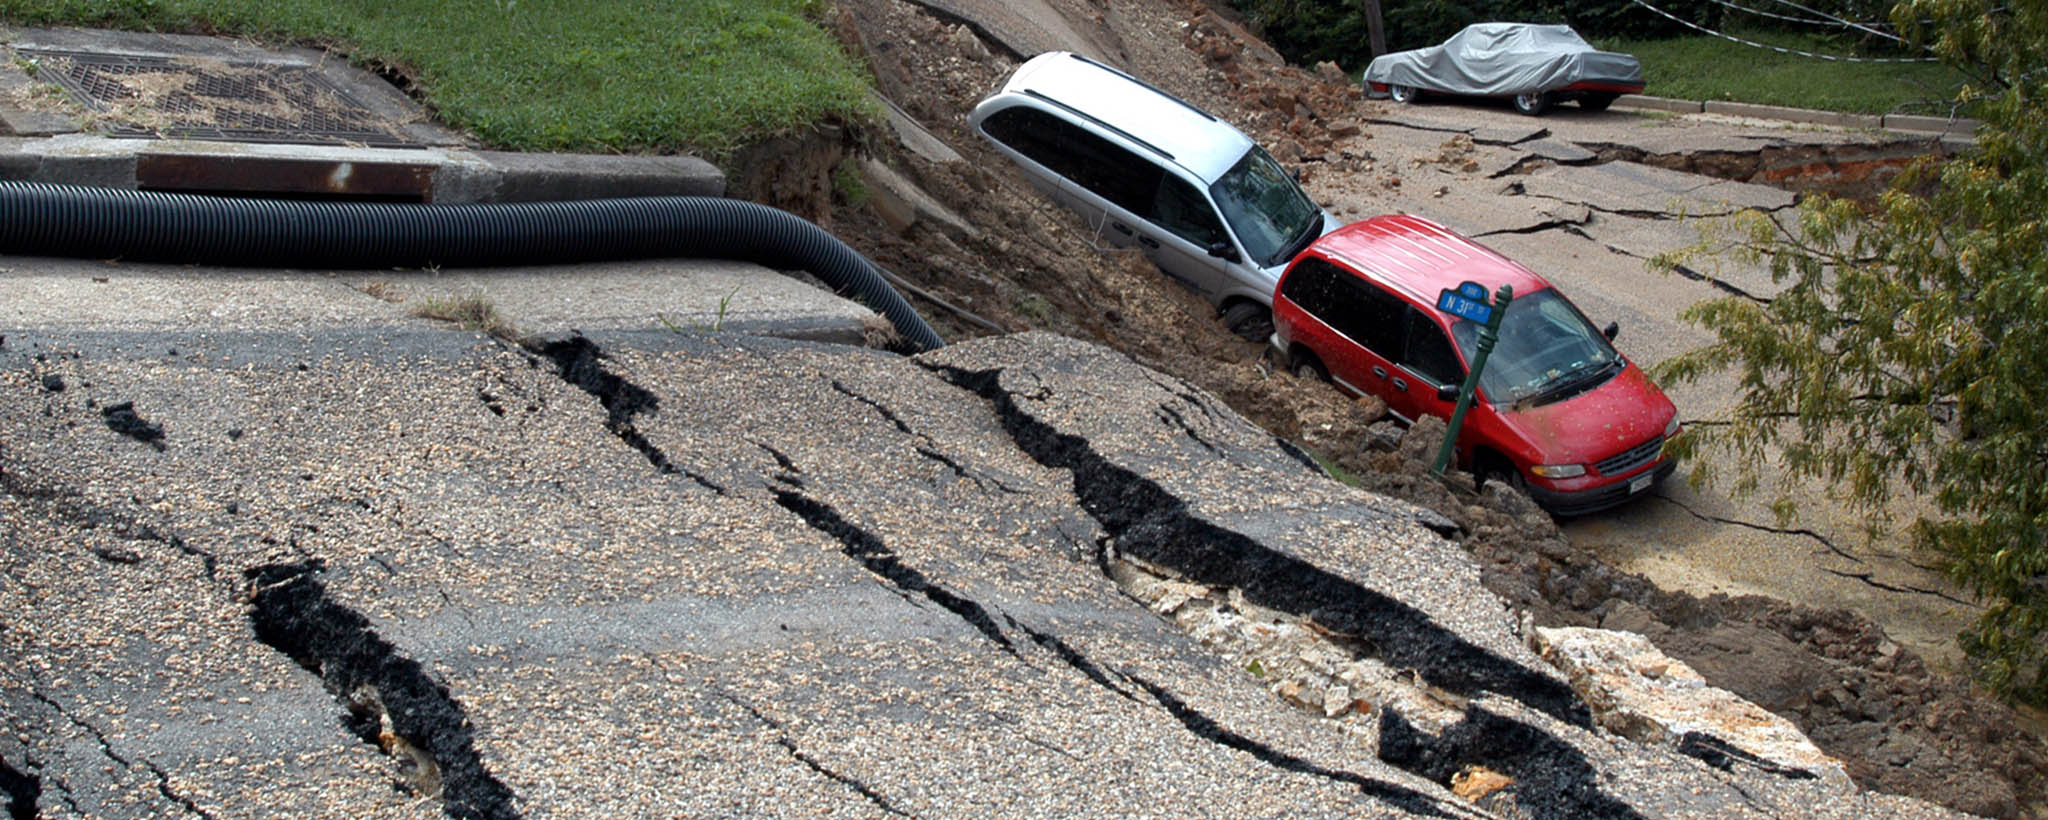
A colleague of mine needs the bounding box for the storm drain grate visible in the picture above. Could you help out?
[17,48,418,148]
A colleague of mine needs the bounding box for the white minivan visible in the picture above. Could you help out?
[969,52,1338,339]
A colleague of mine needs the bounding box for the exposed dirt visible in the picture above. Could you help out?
[766,0,2047,815]
[1366,418,2045,819]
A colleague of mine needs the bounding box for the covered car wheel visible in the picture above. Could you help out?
[1512,90,1552,115]
[1580,92,1619,111]
[1223,301,1273,342]
[1389,84,1417,104]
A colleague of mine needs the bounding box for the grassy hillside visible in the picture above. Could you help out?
[0,0,877,153]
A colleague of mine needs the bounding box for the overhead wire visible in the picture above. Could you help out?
[1751,0,1907,43]
[1707,0,1897,35]
[1629,0,1939,61]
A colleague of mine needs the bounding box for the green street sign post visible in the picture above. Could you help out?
[1432,282,1513,476]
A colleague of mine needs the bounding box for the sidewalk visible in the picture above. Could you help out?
[1612,93,1980,141]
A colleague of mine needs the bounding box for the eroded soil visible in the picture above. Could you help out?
[799,0,2047,815]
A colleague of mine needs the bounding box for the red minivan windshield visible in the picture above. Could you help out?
[1446,289,1621,406]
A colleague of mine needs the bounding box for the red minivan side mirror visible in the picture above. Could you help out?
[1436,384,1458,403]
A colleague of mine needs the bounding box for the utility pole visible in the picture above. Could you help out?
[1361,0,1388,57]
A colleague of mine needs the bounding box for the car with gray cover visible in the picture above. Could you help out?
[1364,23,1644,115]
[971,51,1339,339]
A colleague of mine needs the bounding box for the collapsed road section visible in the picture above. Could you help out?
[0,327,1976,818]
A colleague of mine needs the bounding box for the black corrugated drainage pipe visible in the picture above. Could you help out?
[0,181,944,352]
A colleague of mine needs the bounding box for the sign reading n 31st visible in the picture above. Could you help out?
[1437,281,1494,324]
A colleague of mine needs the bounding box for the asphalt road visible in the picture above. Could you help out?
[0,309,1965,817]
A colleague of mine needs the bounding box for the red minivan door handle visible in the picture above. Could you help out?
[1371,366,1388,379]
[1392,377,1410,392]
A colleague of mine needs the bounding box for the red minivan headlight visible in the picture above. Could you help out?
[1530,464,1586,479]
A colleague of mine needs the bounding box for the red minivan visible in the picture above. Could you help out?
[1271,214,1678,515]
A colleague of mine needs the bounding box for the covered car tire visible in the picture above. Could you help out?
[1512,90,1551,116]
[1389,84,1417,104]
[1223,301,1273,342]
[1580,92,1619,111]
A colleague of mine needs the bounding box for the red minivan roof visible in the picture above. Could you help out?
[1310,214,1549,305]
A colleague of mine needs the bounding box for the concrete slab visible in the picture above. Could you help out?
[1573,212,1792,305]
[1,255,877,345]
[1518,138,1596,164]
[860,156,978,239]
[434,149,725,203]
[1516,160,1793,216]
[900,0,1113,60]
[0,108,76,137]
[1470,124,1547,146]
[1883,113,1982,135]
[1612,94,1702,113]
[1704,100,1882,129]
[874,92,963,165]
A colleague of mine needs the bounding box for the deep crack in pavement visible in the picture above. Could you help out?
[534,334,728,494]
[245,561,521,820]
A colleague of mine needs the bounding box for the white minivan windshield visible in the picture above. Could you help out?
[1209,148,1321,267]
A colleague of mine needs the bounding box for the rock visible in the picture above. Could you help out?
[1314,60,1349,85]
[1599,599,1669,639]
[1450,766,1514,801]
[1534,626,1856,794]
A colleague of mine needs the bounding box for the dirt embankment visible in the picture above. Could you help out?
[751,0,2046,815]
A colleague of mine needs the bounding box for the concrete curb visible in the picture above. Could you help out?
[1612,94,1980,138]
[0,135,725,202]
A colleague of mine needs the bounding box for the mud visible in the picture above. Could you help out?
[737,0,2044,814]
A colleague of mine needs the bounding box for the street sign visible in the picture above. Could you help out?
[1437,282,1494,324]
[1433,283,1514,477]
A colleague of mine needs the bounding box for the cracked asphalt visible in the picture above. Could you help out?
[0,315,1971,817]
[1306,98,1978,665]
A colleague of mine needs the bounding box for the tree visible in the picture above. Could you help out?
[1654,0,2048,702]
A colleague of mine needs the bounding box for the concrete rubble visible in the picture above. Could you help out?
[1533,625,1856,794]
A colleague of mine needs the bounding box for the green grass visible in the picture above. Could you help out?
[0,0,877,154]
[1597,29,1974,115]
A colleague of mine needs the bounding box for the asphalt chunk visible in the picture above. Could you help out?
[99,401,165,451]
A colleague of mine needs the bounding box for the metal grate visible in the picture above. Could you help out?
[1595,435,1665,477]
[17,48,417,148]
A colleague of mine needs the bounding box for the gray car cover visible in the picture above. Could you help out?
[1364,23,1642,97]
